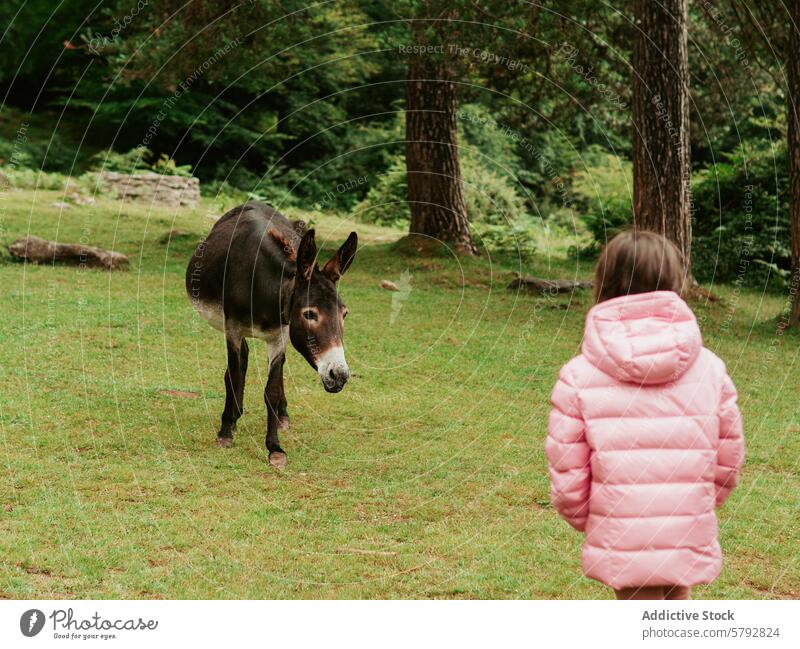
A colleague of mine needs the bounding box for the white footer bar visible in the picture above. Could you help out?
[1,600,798,648]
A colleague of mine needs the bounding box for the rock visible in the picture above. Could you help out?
[51,201,72,210]
[9,235,129,270]
[380,280,400,291]
[66,192,96,206]
[98,171,200,208]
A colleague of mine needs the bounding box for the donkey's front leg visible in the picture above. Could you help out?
[218,334,248,448]
[264,351,288,467]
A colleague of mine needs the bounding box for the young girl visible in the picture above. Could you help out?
[546,230,745,600]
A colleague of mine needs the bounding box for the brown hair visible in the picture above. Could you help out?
[594,229,686,303]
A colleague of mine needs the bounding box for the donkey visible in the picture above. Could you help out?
[185,202,357,467]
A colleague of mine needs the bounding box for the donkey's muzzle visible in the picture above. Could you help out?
[318,346,349,393]
[323,368,349,393]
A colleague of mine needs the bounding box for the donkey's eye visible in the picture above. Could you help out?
[302,309,318,322]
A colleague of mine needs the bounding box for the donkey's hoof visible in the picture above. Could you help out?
[268,451,287,468]
[216,436,233,448]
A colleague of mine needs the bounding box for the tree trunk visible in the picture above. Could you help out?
[631,0,692,271]
[9,236,129,270]
[405,54,475,254]
[788,0,800,327]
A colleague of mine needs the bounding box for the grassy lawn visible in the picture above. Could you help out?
[0,189,798,599]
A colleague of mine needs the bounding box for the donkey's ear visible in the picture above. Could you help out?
[291,219,307,237]
[296,228,317,281]
[322,232,358,282]
[268,228,297,262]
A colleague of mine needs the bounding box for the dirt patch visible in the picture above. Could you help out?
[744,580,797,599]
[159,390,200,399]
[20,564,52,576]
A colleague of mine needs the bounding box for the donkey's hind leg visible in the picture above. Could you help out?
[218,333,249,447]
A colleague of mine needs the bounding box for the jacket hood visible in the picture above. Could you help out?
[582,291,702,385]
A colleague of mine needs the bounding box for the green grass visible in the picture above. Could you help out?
[0,189,798,599]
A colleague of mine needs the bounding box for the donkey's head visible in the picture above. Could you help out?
[289,229,358,393]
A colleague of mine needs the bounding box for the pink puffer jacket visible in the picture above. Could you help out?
[546,291,744,589]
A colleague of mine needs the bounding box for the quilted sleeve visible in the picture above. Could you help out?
[545,365,591,531]
[715,371,745,507]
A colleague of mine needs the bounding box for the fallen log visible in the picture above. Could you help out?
[9,235,129,270]
[509,274,592,295]
[684,285,721,303]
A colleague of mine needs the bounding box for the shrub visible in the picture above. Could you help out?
[89,147,194,178]
[355,150,534,258]
[691,140,789,287]
[90,146,152,174]
[573,142,791,288]
[305,116,406,211]
[461,154,528,225]
[353,155,408,226]
[1,166,69,190]
[355,151,528,227]
[572,154,633,253]
[0,132,75,173]
[577,196,633,253]
[151,153,193,177]
[470,221,538,261]
[457,104,525,182]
